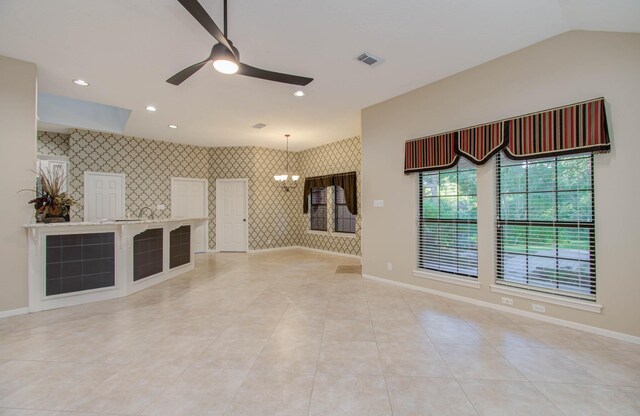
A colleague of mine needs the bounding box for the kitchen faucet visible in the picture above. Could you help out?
[138,206,154,219]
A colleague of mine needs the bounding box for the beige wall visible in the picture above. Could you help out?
[0,56,37,314]
[361,31,640,337]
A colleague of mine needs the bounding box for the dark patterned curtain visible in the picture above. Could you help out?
[303,172,357,214]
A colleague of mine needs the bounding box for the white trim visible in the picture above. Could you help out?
[490,284,602,313]
[247,246,298,254]
[296,246,361,260]
[0,307,29,319]
[363,274,639,345]
[170,176,209,253]
[331,231,357,239]
[307,230,330,236]
[83,171,126,221]
[215,178,249,252]
[413,269,481,289]
[247,245,362,260]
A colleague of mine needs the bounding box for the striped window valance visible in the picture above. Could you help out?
[457,122,506,165]
[504,98,610,160]
[404,98,610,174]
[404,132,458,173]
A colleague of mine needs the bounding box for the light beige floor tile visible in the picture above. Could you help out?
[420,320,487,345]
[326,299,371,322]
[318,341,383,375]
[372,319,430,343]
[535,383,640,416]
[141,367,247,416]
[0,362,119,411]
[377,341,451,377]
[499,347,597,383]
[436,344,525,381]
[558,348,640,386]
[469,322,548,348]
[224,370,315,416]
[459,379,564,416]
[323,319,376,342]
[0,410,55,416]
[251,337,321,374]
[192,337,267,371]
[309,373,392,416]
[385,376,477,416]
[409,302,465,324]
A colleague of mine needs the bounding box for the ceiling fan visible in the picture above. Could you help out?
[167,0,313,86]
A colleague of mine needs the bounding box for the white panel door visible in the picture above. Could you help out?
[171,177,208,253]
[216,179,247,252]
[84,172,125,221]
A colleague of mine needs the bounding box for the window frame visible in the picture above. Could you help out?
[310,187,328,231]
[418,160,478,278]
[334,185,356,234]
[495,153,596,300]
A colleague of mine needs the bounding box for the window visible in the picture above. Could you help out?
[335,186,356,233]
[310,187,327,231]
[496,153,595,299]
[418,159,478,277]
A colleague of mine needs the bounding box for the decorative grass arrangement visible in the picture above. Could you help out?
[25,166,76,222]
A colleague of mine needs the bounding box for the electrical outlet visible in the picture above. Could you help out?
[374,200,384,208]
[501,297,513,306]
[387,262,393,271]
[156,204,166,210]
[532,304,546,313]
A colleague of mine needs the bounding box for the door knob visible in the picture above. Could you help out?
[243,219,246,222]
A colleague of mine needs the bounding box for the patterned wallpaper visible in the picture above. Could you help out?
[298,136,362,256]
[37,131,69,156]
[36,129,360,255]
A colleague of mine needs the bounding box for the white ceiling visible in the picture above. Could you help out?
[0,0,638,151]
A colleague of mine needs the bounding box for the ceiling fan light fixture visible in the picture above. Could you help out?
[212,44,239,74]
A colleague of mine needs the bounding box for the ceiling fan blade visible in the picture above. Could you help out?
[166,59,210,85]
[176,0,237,58]
[237,63,313,86]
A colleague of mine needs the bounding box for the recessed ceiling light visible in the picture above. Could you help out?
[73,79,89,86]
[145,106,157,112]
[168,124,178,129]
[293,90,305,97]
[252,123,266,129]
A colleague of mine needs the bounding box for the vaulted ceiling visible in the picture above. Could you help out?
[0,0,638,150]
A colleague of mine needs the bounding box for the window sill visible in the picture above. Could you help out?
[413,269,480,289]
[490,283,602,313]
[333,232,357,238]
[307,230,329,236]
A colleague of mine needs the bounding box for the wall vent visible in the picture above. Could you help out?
[252,123,266,129]
[356,52,383,67]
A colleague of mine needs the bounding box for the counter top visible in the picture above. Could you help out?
[23,217,208,228]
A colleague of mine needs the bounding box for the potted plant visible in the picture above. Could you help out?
[25,166,76,223]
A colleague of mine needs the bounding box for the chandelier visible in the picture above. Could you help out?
[274,134,299,191]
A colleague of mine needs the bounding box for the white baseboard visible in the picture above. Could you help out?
[295,246,361,260]
[363,274,640,345]
[247,246,297,254]
[0,307,29,319]
[247,245,361,260]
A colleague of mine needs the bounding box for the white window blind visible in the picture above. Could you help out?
[418,159,478,277]
[496,153,596,300]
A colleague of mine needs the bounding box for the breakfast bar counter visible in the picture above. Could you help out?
[23,217,207,312]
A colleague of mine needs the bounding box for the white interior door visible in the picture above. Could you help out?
[84,172,125,221]
[171,177,208,253]
[216,179,247,252]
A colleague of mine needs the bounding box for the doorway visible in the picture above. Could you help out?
[84,172,125,221]
[215,179,248,252]
[171,177,208,253]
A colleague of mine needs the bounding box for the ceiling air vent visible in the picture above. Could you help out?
[252,123,266,129]
[356,52,383,67]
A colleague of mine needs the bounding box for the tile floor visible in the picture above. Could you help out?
[0,249,639,416]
